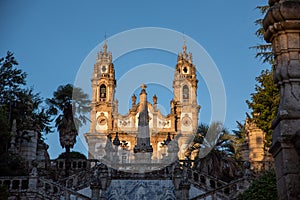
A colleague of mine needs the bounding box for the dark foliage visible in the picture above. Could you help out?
[238,170,278,200]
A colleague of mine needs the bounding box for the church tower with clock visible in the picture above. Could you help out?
[85,41,200,160]
[172,43,200,155]
[86,41,118,158]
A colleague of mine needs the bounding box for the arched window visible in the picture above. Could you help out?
[100,84,106,99]
[183,66,188,74]
[183,85,189,100]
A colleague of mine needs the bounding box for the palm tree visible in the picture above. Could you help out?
[232,120,248,162]
[47,84,90,176]
[186,122,239,182]
[184,124,207,159]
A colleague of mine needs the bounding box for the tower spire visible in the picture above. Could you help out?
[177,34,192,63]
[103,32,107,54]
[182,33,187,54]
[97,33,112,63]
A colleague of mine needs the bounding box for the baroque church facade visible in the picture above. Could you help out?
[84,42,201,161]
[0,40,272,200]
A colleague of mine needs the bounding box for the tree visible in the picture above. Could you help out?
[0,51,26,106]
[247,5,279,149]
[238,170,278,200]
[0,52,51,152]
[186,122,239,182]
[250,5,273,65]
[46,84,90,176]
[0,185,9,200]
[246,70,279,148]
[0,51,27,152]
[0,51,51,178]
[232,120,248,162]
[184,124,206,159]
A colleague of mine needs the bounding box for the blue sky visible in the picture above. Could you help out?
[0,0,269,159]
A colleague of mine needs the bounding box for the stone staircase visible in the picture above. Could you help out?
[1,159,253,199]
[190,178,248,200]
[180,162,250,200]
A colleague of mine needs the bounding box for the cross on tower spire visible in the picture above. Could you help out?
[103,33,107,54]
[182,33,187,54]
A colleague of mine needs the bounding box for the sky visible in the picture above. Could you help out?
[0,0,269,159]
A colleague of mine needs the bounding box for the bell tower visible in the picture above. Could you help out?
[86,41,117,159]
[173,43,200,158]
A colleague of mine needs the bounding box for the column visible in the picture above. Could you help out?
[263,1,300,199]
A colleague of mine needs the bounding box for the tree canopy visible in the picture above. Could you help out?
[246,70,279,148]
[46,84,90,150]
[0,51,52,175]
[238,170,278,200]
[0,51,52,139]
[247,5,279,149]
[186,122,240,182]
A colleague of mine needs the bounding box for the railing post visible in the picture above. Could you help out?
[64,190,70,200]
[28,167,38,192]
[91,185,100,200]
[179,181,191,200]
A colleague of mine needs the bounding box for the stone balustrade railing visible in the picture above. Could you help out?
[0,176,91,200]
[249,160,274,174]
[190,178,249,200]
[186,168,227,191]
[39,177,90,200]
[54,159,91,170]
[179,160,252,199]
[0,176,29,191]
[1,158,273,199]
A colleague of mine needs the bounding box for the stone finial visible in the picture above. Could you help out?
[188,52,193,63]
[9,119,17,153]
[183,33,187,53]
[178,41,193,62]
[183,43,187,54]
[152,95,157,104]
[132,94,137,105]
[103,33,107,53]
[141,84,147,90]
[104,134,114,156]
[12,119,17,133]
[113,132,121,146]
[97,37,112,63]
[103,41,107,54]
[30,166,38,176]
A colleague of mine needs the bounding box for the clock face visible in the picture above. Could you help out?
[101,65,107,73]
[182,116,192,127]
[97,112,107,125]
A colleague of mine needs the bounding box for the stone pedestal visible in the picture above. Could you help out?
[90,163,111,200]
[172,162,190,200]
[263,1,300,199]
[91,186,100,200]
[178,181,190,200]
